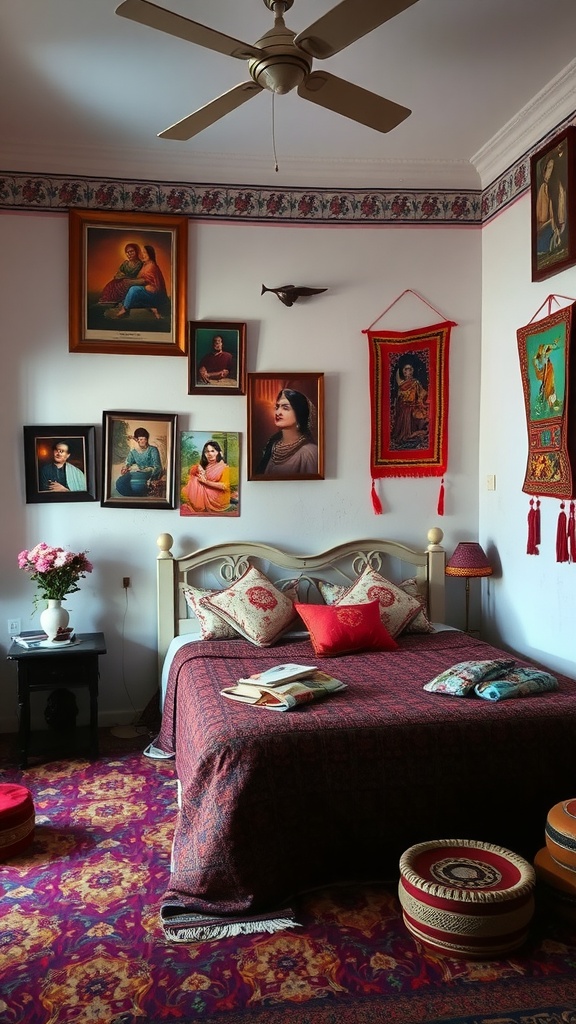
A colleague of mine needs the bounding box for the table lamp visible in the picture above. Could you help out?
[445,541,493,633]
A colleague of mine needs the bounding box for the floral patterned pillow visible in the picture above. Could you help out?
[182,586,238,641]
[398,578,434,634]
[202,567,298,647]
[317,566,422,638]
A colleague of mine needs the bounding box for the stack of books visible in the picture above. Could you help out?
[220,662,346,711]
[12,628,76,649]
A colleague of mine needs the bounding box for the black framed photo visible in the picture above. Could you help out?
[247,372,324,481]
[188,321,246,395]
[101,411,177,509]
[531,126,576,281]
[23,425,97,503]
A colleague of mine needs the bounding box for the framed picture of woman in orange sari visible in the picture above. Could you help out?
[180,431,240,517]
[69,209,188,355]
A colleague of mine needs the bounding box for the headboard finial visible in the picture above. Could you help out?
[427,527,444,549]
[157,533,174,559]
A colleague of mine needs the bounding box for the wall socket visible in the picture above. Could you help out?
[8,618,21,636]
[122,577,130,589]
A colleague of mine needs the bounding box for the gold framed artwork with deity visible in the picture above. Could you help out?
[69,210,188,355]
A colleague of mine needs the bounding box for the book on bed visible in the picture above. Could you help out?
[236,663,318,687]
[221,669,346,711]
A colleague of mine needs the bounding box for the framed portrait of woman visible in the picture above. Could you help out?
[69,210,188,355]
[531,126,576,282]
[23,425,97,504]
[180,431,240,516]
[247,373,324,481]
[101,411,177,509]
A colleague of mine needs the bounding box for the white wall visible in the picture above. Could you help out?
[480,195,576,677]
[0,211,482,731]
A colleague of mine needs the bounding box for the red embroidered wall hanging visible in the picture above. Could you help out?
[517,303,576,500]
[517,300,576,560]
[367,321,454,512]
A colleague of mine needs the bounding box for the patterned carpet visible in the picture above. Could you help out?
[2,734,576,1023]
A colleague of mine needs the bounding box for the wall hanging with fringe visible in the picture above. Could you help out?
[364,291,456,516]
[517,295,576,561]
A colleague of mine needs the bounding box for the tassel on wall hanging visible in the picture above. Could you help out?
[517,295,576,561]
[363,290,456,516]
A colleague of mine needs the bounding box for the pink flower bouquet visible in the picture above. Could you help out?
[18,543,93,605]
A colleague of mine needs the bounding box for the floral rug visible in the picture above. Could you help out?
[2,746,576,1023]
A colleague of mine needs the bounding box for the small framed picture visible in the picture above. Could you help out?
[188,321,246,395]
[180,431,240,517]
[247,372,324,481]
[101,411,177,509]
[23,426,97,504]
[69,209,188,355]
[531,126,576,282]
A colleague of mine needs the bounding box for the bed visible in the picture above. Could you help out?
[153,529,576,941]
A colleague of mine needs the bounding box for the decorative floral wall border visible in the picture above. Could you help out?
[0,173,481,225]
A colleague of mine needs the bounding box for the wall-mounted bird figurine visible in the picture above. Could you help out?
[261,284,327,307]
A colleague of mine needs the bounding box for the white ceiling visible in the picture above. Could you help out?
[3,0,576,190]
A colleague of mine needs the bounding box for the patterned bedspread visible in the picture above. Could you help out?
[157,630,576,918]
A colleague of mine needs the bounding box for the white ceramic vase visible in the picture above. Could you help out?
[40,599,70,642]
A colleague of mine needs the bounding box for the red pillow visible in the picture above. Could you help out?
[295,600,398,657]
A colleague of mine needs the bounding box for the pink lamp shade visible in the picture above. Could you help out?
[445,542,493,578]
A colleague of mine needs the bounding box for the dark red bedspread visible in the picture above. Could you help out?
[158,631,576,917]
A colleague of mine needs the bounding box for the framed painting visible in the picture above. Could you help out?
[188,321,246,395]
[517,303,576,498]
[69,209,188,355]
[101,411,178,509]
[531,126,576,282]
[23,425,97,504]
[180,431,240,517]
[247,372,324,481]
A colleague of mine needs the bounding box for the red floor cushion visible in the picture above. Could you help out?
[0,783,35,860]
[399,839,536,958]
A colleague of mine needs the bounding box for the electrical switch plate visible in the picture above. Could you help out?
[486,475,496,491]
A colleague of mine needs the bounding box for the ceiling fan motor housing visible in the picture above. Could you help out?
[248,22,312,94]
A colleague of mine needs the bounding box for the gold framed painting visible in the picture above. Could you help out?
[69,209,188,355]
[247,372,324,481]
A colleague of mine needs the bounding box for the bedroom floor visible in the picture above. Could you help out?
[1,734,576,1024]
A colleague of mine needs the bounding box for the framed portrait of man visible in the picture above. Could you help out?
[101,411,177,509]
[188,321,246,396]
[23,425,97,503]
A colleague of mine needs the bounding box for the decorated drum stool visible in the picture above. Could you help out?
[545,798,576,871]
[534,846,576,926]
[0,783,35,860]
[399,839,536,958]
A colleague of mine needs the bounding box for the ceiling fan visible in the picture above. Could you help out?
[115,0,418,141]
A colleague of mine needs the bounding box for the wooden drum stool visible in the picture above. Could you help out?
[545,798,576,871]
[0,783,35,860]
[399,839,536,958]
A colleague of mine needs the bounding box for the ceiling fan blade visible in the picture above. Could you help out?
[158,81,262,141]
[115,0,263,60]
[295,0,419,59]
[298,71,411,133]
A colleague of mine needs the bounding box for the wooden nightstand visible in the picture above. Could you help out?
[7,632,106,769]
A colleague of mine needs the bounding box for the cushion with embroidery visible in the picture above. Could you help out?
[202,566,297,647]
[182,586,238,641]
[317,566,421,638]
[295,600,398,657]
[398,578,434,634]
[423,659,516,696]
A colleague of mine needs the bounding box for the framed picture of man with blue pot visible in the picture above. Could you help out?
[101,411,177,509]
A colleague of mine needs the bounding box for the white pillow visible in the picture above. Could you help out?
[317,566,422,638]
[202,566,298,647]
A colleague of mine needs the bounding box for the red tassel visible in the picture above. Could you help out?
[556,502,569,562]
[527,498,538,555]
[437,477,445,516]
[534,498,541,545]
[569,501,576,562]
[371,480,383,515]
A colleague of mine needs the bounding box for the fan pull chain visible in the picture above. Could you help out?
[272,93,279,173]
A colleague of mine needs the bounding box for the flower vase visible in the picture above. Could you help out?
[40,600,70,643]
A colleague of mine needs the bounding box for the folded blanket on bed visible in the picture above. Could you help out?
[424,659,558,700]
